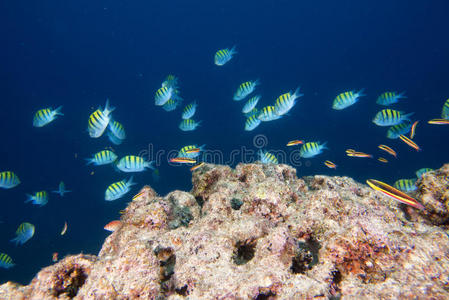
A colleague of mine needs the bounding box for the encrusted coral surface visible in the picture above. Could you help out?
[1,163,449,299]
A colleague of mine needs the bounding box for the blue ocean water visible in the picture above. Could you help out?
[1,0,448,284]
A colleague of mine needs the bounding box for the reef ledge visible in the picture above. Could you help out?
[1,163,449,299]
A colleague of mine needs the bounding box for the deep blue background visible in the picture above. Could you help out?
[1,0,448,284]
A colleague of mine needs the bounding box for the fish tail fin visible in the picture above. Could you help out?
[356,88,366,97]
[127,176,136,187]
[197,120,203,127]
[145,160,155,170]
[404,112,415,121]
[398,91,407,99]
[85,158,94,165]
[10,236,20,246]
[321,141,329,150]
[54,106,64,116]
[293,86,304,98]
[230,45,237,54]
[199,144,206,152]
[104,98,116,115]
[25,194,34,203]
[254,79,261,86]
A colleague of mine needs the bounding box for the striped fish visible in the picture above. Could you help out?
[33,106,63,127]
[233,80,260,101]
[332,90,365,110]
[257,106,282,122]
[182,101,198,119]
[155,86,174,106]
[86,150,118,165]
[416,168,433,179]
[373,109,413,126]
[116,155,154,172]
[299,142,327,158]
[442,98,449,119]
[178,145,205,159]
[107,131,123,145]
[366,179,424,210]
[376,92,406,106]
[274,87,303,116]
[258,150,278,164]
[108,120,126,140]
[394,179,417,193]
[162,98,182,112]
[387,122,412,139]
[244,107,259,118]
[242,95,261,114]
[10,222,35,246]
[25,191,48,206]
[88,99,115,138]
[0,171,20,189]
[161,75,179,89]
[105,177,136,201]
[245,115,261,131]
[214,46,237,66]
[179,119,201,131]
[0,253,14,269]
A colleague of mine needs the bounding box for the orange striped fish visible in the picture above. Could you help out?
[190,162,205,172]
[132,191,145,201]
[287,140,304,146]
[347,151,372,158]
[377,157,388,163]
[410,121,419,139]
[428,118,449,125]
[399,135,421,151]
[366,179,424,210]
[324,160,337,169]
[185,148,200,154]
[345,149,356,154]
[378,145,397,158]
[170,157,196,164]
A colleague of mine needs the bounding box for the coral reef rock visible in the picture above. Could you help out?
[1,163,449,299]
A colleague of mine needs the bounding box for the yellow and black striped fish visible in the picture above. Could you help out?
[442,98,449,119]
[214,46,237,66]
[376,92,406,106]
[0,171,20,189]
[373,109,413,126]
[299,142,327,158]
[233,80,260,101]
[0,253,14,269]
[116,155,154,172]
[88,99,115,138]
[25,191,48,206]
[245,115,261,131]
[33,106,63,127]
[86,150,118,166]
[105,177,135,201]
[257,106,281,122]
[332,90,365,110]
[258,150,278,164]
[393,179,417,193]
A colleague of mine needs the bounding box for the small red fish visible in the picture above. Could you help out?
[169,157,196,164]
[104,220,122,232]
[399,135,421,151]
[286,140,304,146]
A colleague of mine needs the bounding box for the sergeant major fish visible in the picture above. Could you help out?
[52,181,71,197]
[242,95,260,114]
[33,106,63,127]
[0,171,20,189]
[233,80,260,101]
[10,222,35,245]
[105,177,136,201]
[116,155,154,172]
[376,91,406,106]
[179,119,201,131]
[274,87,303,116]
[332,90,365,110]
[214,46,237,66]
[155,86,174,106]
[373,109,414,126]
[25,191,48,206]
[299,142,327,158]
[182,101,198,119]
[86,150,118,166]
[88,99,115,138]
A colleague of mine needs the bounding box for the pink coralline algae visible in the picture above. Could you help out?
[1,163,449,299]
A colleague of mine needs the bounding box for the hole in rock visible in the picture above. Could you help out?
[328,269,342,299]
[195,195,204,207]
[232,239,256,265]
[53,266,88,298]
[254,290,276,300]
[231,198,243,210]
[290,238,320,274]
[175,284,189,296]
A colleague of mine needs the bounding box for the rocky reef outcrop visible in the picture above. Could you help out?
[1,163,449,299]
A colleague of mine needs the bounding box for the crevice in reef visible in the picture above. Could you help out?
[154,247,176,296]
[175,284,189,296]
[231,197,244,210]
[254,290,276,300]
[290,237,320,274]
[232,239,256,265]
[328,269,342,299]
[53,265,88,298]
